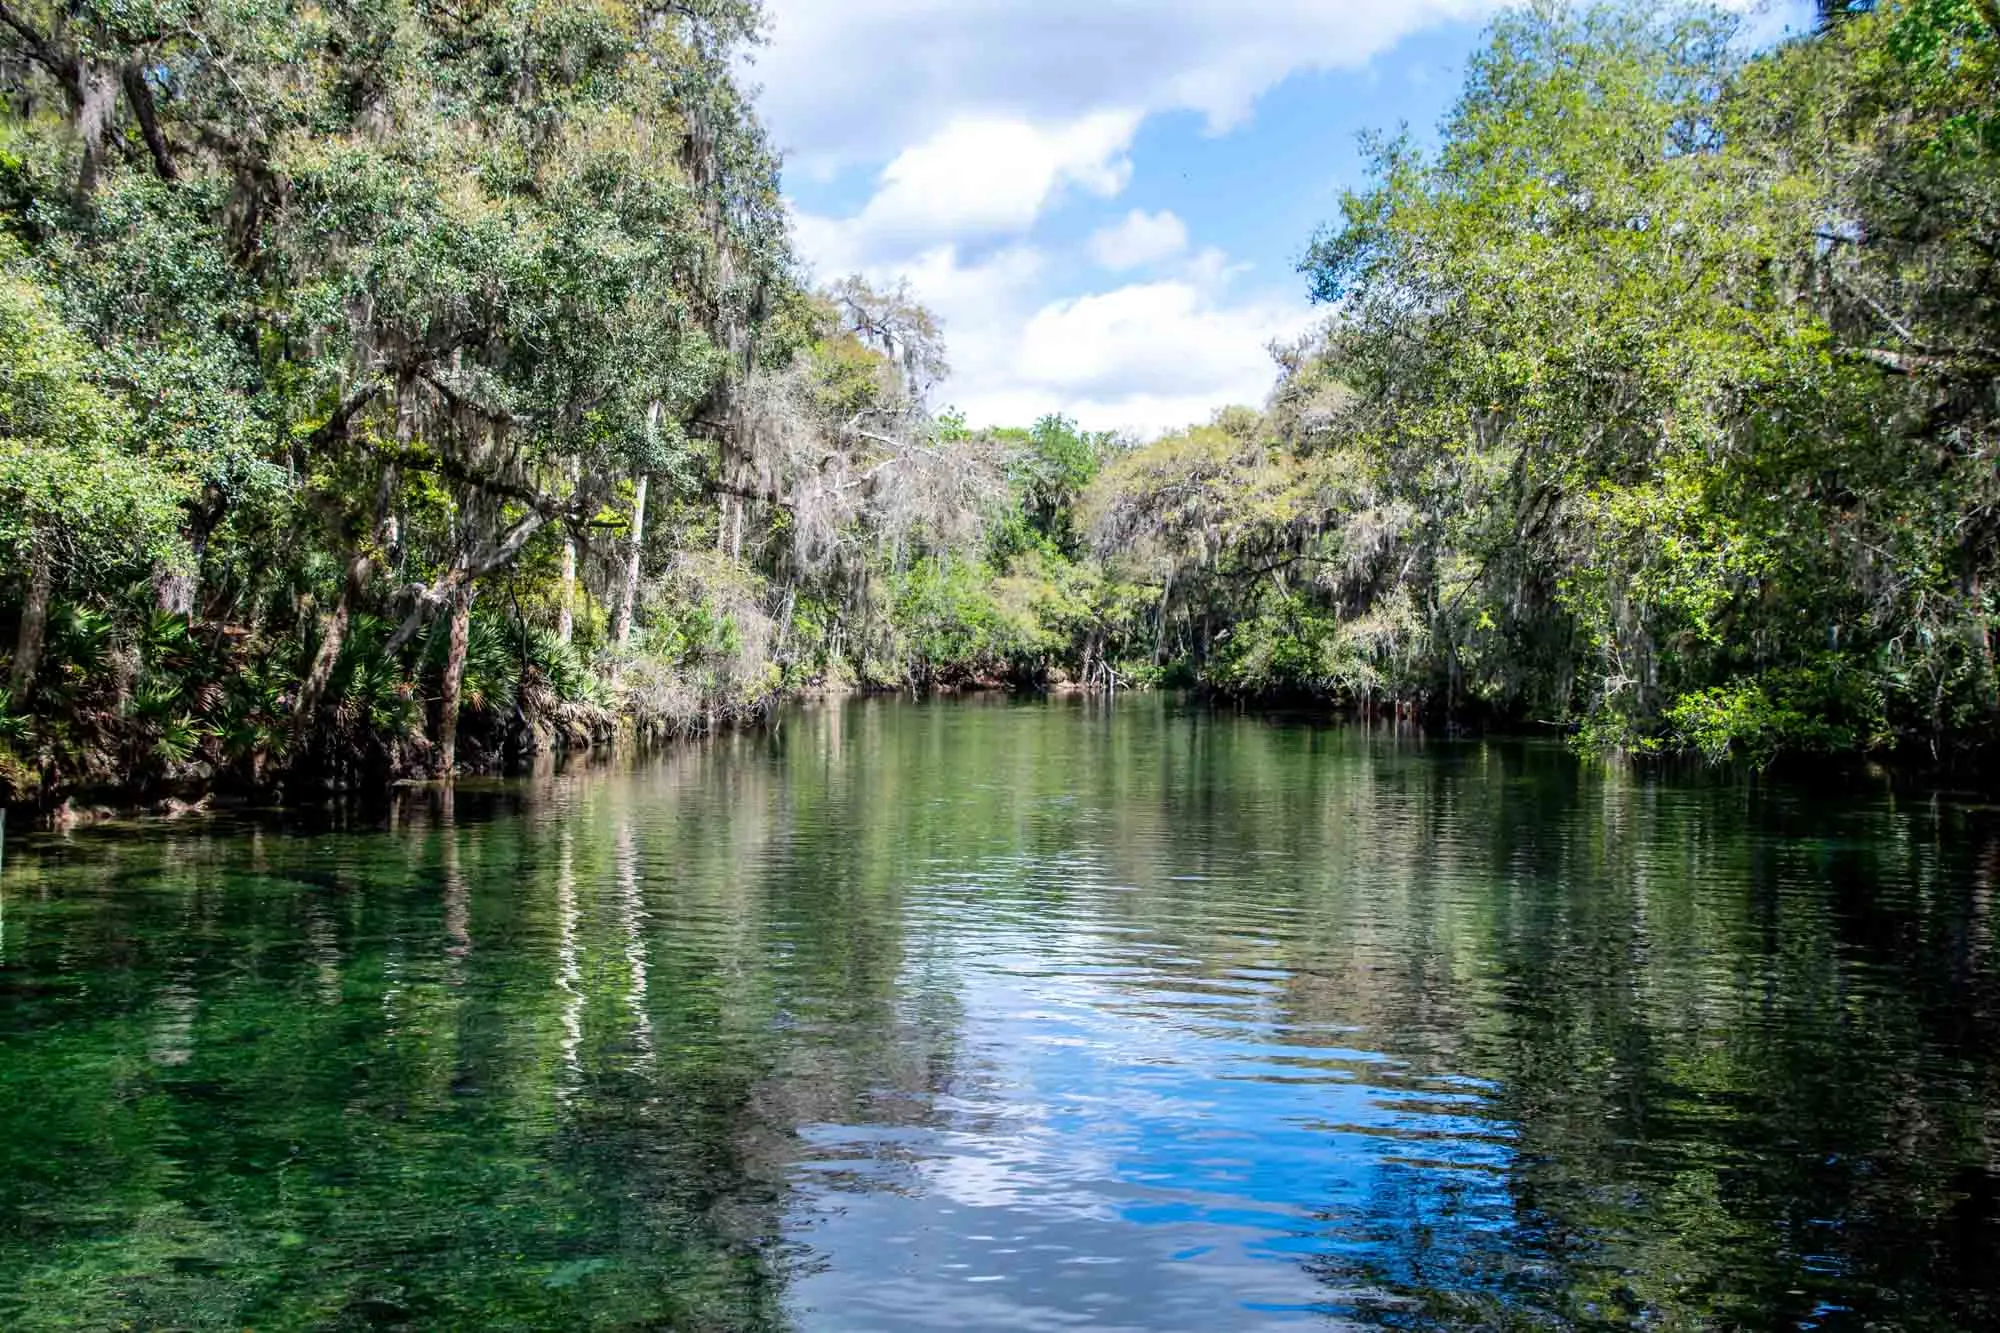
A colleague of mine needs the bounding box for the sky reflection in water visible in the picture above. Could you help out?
[2,696,1997,1331]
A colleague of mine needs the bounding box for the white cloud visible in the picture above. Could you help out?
[757,1,1484,434]
[1088,209,1189,271]
[785,225,1047,330]
[752,0,1499,175]
[852,112,1139,246]
[1017,281,1289,393]
[1004,277,1319,433]
[788,207,863,279]
[790,111,1139,270]
[799,232,1309,435]
[752,0,1812,174]
[755,0,1822,436]
[788,140,1316,436]
[898,243,1048,312]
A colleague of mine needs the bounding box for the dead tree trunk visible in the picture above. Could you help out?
[721,490,744,563]
[717,437,746,563]
[557,535,577,645]
[155,566,198,618]
[436,586,474,777]
[613,474,649,648]
[557,456,579,645]
[9,547,53,700]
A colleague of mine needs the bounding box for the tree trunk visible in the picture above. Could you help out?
[713,404,749,563]
[293,461,399,740]
[613,474,649,648]
[120,64,178,181]
[718,468,745,563]
[557,534,577,645]
[556,455,579,645]
[9,548,52,701]
[772,584,797,663]
[437,586,474,777]
[73,60,118,196]
[294,551,366,734]
[156,488,226,617]
[155,566,198,617]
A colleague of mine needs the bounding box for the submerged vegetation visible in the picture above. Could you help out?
[2,0,1998,810]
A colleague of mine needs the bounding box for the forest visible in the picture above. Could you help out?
[1,0,1996,812]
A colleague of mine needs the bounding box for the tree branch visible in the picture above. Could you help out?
[419,368,522,428]
[1842,346,2000,378]
[121,64,179,181]
[308,383,383,446]
[379,486,607,654]
[0,4,75,96]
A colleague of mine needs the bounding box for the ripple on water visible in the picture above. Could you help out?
[2,701,1997,1332]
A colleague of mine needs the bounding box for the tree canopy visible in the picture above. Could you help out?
[4,0,1998,810]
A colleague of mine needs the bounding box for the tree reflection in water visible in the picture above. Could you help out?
[0,697,1994,1330]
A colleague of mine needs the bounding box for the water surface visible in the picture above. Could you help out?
[3,698,1998,1330]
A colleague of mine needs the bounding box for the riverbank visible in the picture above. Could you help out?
[1,672,1056,831]
[15,678,2000,838]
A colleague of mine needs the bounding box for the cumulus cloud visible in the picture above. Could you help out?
[1002,277,1319,433]
[1088,210,1189,271]
[753,0,1498,174]
[793,229,1311,435]
[850,112,1140,248]
[931,255,1323,434]
[1017,280,1310,394]
[789,125,1314,432]
[900,243,1048,308]
[758,0,1499,434]
[790,110,1141,272]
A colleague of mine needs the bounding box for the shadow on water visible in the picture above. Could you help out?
[1,696,1997,1330]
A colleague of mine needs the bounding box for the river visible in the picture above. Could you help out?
[2,697,1997,1330]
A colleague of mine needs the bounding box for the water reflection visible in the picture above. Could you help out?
[1,698,1997,1331]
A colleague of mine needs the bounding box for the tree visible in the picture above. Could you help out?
[0,260,186,699]
[1291,0,1998,757]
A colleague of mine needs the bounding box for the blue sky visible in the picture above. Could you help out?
[748,1,1817,435]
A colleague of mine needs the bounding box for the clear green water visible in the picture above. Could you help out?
[3,697,1998,1331]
